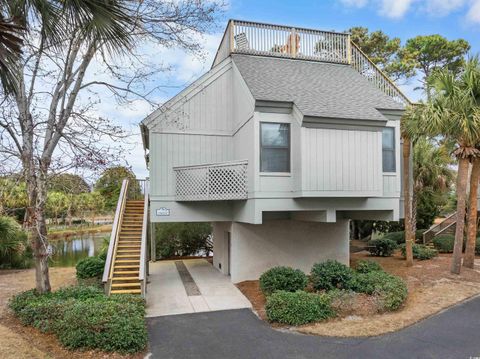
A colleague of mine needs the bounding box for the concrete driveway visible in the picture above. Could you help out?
[147,295,480,359]
[146,259,251,317]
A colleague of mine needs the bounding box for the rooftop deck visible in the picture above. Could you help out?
[213,20,410,105]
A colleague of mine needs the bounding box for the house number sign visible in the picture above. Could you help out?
[156,208,170,216]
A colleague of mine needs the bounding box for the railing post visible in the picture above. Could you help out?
[347,34,352,64]
[229,20,235,53]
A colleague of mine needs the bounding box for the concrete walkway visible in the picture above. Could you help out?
[147,296,480,359]
[146,259,251,317]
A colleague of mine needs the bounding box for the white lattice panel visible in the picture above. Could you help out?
[175,161,248,201]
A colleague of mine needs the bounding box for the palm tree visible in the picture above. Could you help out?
[412,138,454,231]
[0,0,133,96]
[416,58,480,274]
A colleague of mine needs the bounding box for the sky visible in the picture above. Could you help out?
[108,0,480,179]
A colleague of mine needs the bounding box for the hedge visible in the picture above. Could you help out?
[76,256,105,279]
[265,291,335,325]
[310,260,355,291]
[355,260,383,274]
[382,230,427,245]
[400,243,438,260]
[9,286,147,353]
[432,235,455,253]
[352,271,408,311]
[367,238,398,257]
[259,266,308,295]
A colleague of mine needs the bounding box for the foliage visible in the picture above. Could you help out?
[95,167,140,210]
[0,216,31,269]
[156,222,212,258]
[310,260,355,291]
[265,291,335,325]
[259,266,308,295]
[9,286,147,353]
[48,174,90,194]
[367,238,398,257]
[400,244,438,260]
[432,235,455,253]
[352,271,408,311]
[0,178,27,220]
[76,256,105,279]
[355,260,383,274]
[349,26,414,81]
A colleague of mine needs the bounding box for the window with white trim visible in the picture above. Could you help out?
[382,127,396,172]
[260,122,290,173]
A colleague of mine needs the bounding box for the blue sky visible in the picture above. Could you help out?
[114,0,479,178]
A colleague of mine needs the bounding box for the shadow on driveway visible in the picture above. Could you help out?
[147,295,480,359]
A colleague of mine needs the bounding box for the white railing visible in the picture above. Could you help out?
[102,178,129,294]
[350,43,410,105]
[212,20,410,106]
[174,160,248,201]
[139,180,149,298]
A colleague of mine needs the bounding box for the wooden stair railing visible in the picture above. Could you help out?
[103,178,149,296]
[422,212,457,245]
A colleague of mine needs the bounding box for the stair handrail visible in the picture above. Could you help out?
[139,179,149,297]
[422,212,457,244]
[102,178,130,293]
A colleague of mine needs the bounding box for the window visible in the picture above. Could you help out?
[382,127,396,172]
[260,122,290,172]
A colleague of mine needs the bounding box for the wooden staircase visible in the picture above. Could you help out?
[110,200,144,295]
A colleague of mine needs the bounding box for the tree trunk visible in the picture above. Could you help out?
[464,157,480,268]
[452,157,470,274]
[26,170,52,293]
[412,188,418,234]
[403,137,414,266]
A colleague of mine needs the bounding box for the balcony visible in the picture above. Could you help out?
[174,160,248,201]
[213,20,410,105]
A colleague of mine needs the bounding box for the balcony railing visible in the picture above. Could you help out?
[213,20,410,106]
[174,160,248,201]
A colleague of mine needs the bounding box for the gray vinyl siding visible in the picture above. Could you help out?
[301,127,382,195]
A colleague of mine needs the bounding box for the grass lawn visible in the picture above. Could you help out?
[237,251,480,337]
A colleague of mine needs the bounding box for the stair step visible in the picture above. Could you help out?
[115,265,140,269]
[111,282,141,288]
[116,255,140,259]
[112,273,138,282]
[115,260,140,264]
[111,289,142,294]
[113,270,139,279]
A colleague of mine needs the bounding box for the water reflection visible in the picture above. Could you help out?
[48,232,109,267]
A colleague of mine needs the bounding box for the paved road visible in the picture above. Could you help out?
[147,296,480,359]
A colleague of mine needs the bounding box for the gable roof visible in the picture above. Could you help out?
[232,54,404,122]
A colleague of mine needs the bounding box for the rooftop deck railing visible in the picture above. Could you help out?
[213,20,411,105]
[174,160,248,201]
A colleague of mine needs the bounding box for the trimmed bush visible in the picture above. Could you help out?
[400,244,438,260]
[367,238,398,257]
[382,231,404,244]
[432,235,455,253]
[352,271,407,311]
[76,256,105,279]
[310,260,355,291]
[265,291,335,325]
[259,266,308,295]
[355,260,383,274]
[9,286,147,353]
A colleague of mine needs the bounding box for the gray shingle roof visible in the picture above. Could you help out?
[232,54,404,121]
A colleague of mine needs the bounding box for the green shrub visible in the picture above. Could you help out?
[310,260,354,291]
[367,238,398,257]
[259,266,308,295]
[382,231,405,244]
[432,235,455,253]
[352,271,407,311]
[76,256,105,279]
[156,222,212,258]
[476,237,480,255]
[355,260,383,274]
[400,244,438,260]
[265,291,335,325]
[0,216,32,269]
[9,286,147,354]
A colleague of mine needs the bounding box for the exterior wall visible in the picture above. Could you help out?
[382,119,401,198]
[212,222,232,275]
[215,219,350,283]
[301,126,382,196]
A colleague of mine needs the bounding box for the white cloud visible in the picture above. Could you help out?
[338,0,368,8]
[337,0,480,23]
[378,0,415,19]
[422,0,465,16]
[466,0,480,23]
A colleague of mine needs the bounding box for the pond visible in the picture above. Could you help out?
[48,232,110,267]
